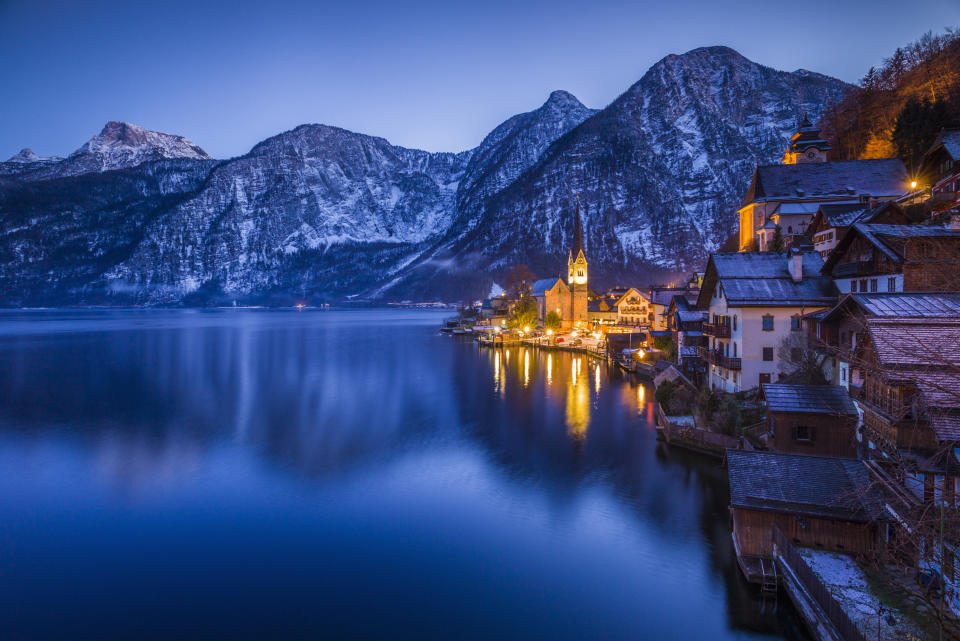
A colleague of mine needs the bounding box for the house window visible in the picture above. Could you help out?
[841,367,847,382]
[795,425,813,442]
[733,343,737,357]
[887,277,896,293]
[850,280,857,293]
[870,278,878,293]
[859,279,868,292]
[732,315,738,331]
[791,315,802,331]
[790,347,802,362]
[762,315,774,331]
[763,347,774,361]
[759,373,772,385]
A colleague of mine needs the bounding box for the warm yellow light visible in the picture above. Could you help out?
[523,326,530,333]
[910,180,918,189]
[546,329,553,336]
[637,386,645,404]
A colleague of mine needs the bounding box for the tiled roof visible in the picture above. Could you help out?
[677,309,706,322]
[531,277,563,296]
[743,158,908,206]
[850,293,960,318]
[926,129,960,161]
[866,318,960,367]
[928,410,960,441]
[702,251,837,307]
[727,450,888,522]
[761,384,857,415]
[823,223,960,271]
[817,203,869,227]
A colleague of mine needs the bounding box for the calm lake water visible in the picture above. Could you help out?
[0,309,809,640]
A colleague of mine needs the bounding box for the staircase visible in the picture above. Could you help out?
[760,557,779,595]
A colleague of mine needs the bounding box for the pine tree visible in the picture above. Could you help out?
[771,225,785,252]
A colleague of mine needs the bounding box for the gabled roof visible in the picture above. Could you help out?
[864,317,960,368]
[761,384,857,415]
[815,203,869,228]
[531,277,564,297]
[696,251,837,308]
[822,293,960,321]
[923,129,960,163]
[822,222,960,272]
[727,450,888,522]
[742,158,908,207]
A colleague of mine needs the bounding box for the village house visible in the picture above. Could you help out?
[808,201,911,259]
[666,295,706,379]
[646,286,697,332]
[918,128,960,216]
[807,292,960,390]
[696,250,837,393]
[821,221,960,294]
[727,449,891,582]
[587,298,618,324]
[615,288,647,326]
[738,117,908,252]
[758,384,859,458]
[849,315,960,504]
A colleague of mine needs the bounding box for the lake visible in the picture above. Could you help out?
[0,309,809,640]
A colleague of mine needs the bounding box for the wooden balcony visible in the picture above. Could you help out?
[703,323,731,338]
[698,347,741,370]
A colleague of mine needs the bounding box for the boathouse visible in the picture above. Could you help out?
[727,450,890,582]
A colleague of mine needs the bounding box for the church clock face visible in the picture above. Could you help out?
[806,149,817,160]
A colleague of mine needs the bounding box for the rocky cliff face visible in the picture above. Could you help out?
[386,47,850,299]
[0,47,850,305]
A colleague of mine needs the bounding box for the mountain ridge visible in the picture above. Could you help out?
[0,46,852,305]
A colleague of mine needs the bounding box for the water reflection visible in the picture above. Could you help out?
[0,310,808,641]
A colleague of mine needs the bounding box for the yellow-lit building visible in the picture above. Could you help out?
[532,200,589,329]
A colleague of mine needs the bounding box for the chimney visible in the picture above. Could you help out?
[789,248,803,283]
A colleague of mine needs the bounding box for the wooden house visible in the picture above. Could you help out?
[727,450,890,582]
[821,222,960,294]
[759,384,859,458]
[918,128,960,214]
[809,201,910,259]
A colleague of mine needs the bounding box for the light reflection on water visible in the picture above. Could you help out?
[0,309,809,641]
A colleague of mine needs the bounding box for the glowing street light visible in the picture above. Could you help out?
[910,180,918,190]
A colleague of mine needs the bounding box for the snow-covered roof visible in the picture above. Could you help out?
[743,158,908,206]
[531,277,563,296]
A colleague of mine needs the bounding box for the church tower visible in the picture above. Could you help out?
[782,113,831,164]
[567,197,589,326]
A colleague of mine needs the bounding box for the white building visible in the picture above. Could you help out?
[696,250,837,393]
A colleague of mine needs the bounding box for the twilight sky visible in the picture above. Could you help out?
[2,0,959,160]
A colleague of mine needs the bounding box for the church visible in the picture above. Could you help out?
[530,200,589,329]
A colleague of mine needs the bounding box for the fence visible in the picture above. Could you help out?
[772,527,869,641]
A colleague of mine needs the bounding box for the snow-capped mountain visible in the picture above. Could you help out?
[0,47,851,306]
[0,121,210,182]
[386,47,850,299]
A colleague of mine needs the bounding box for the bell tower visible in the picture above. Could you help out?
[567,196,589,325]
[782,112,831,164]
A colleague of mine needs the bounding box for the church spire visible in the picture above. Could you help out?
[571,194,584,258]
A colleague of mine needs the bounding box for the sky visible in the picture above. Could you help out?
[2,0,959,160]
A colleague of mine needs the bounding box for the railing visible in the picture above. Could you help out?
[698,347,741,370]
[772,527,869,641]
[703,323,731,338]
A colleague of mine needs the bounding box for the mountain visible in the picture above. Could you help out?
[0,121,210,182]
[385,47,851,299]
[0,47,851,306]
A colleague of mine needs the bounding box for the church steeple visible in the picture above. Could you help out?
[782,112,831,164]
[567,196,588,287]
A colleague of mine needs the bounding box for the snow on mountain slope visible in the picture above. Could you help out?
[0,46,852,305]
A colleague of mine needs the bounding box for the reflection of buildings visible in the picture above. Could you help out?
[565,356,590,440]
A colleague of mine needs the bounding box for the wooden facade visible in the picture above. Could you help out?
[732,507,880,558]
[768,410,858,458]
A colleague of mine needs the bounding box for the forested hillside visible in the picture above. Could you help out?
[820,28,960,171]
